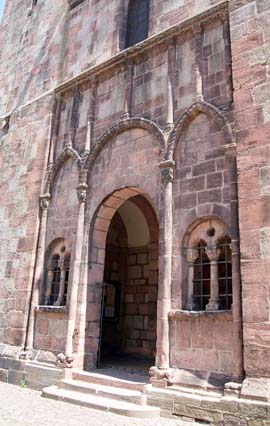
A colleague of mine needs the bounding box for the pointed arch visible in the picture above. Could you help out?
[167,100,234,161]
[44,146,81,195]
[83,117,166,173]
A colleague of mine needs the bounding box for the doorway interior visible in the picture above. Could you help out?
[99,194,159,374]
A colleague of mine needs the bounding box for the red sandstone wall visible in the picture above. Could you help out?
[170,312,234,377]
[172,113,231,308]
[230,0,270,378]
[45,158,79,248]
[0,0,269,383]
[34,309,67,353]
[0,0,228,116]
[0,94,53,347]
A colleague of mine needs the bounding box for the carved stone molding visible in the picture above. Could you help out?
[83,117,166,173]
[44,146,82,196]
[159,159,176,184]
[40,193,51,210]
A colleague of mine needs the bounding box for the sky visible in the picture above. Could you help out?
[0,0,5,23]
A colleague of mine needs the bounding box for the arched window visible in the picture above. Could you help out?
[43,240,71,306]
[126,0,150,48]
[184,219,232,311]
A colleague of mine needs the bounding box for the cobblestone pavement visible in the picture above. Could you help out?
[0,382,197,426]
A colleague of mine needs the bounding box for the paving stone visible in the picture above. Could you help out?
[0,382,196,426]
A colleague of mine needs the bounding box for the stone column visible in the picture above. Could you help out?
[48,95,62,166]
[225,143,244,381]
[24,194,51,352]
[44,270,54,305]
[85,80,97,153]
[186,248,199,310]
[54,256,66,306]
[205,244,221,311]
[155,160,175,369]
[63,181,88,367]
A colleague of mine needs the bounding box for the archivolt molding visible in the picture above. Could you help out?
[82,117,166,173]
[44,146,81,195]
[167,100,234,161]
[183,216,230,251]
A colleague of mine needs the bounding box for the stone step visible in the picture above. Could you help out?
[60,378,146,405]
[72,370,148,392]
[42,385,160,418]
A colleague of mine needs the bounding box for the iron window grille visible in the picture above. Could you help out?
[192,237,232,311]
[193,240,211,311]
[45,254,70,306]
[218,236,232,310]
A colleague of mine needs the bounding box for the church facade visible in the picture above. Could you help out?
[0,0,270,422]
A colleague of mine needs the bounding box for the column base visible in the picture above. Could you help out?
[149,366,176,388]
[206,298,220,311]
[56,352,74,368]
[19,349,34,361]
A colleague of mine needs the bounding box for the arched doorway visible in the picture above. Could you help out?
[86,187,158,372]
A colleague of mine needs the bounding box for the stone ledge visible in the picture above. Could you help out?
[35,305,68,314]
[145,384,270,424]
[168,309,232,321]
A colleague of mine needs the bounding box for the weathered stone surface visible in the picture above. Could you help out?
[0,0,269,423]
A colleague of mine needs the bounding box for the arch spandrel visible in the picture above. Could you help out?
[83,117,166,174]
[44,146,81,195]
[167,100,234,161]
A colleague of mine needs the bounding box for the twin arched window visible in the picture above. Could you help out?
[126,0,150,48]
[185,219,232,312]
[43,240,71,306]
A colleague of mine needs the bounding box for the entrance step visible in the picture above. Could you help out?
[42,384,160,418]
[59,378,146,405]
[73,370,148,392]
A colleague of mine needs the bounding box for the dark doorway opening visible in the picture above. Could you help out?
[98,195,158,373]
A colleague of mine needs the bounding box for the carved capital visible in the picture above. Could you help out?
[186,248,199,263]
[224,143,237,162]
[77,182,88,203]
[0,116,10,133]
[218,8,229,23]
[159,160,176,184]
[40,193,51,210]
[191,22,202,36]
[205,244,221,261]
